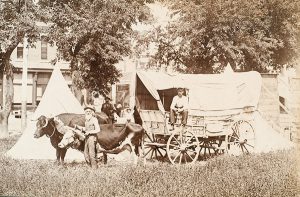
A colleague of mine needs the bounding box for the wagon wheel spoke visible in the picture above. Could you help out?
[240,144,245,153]
[185,151,195,161]
[208,146,212,156]
[172,151,181,163]
[231,123,239,136]
[199,146,203,153]
[179,153,183,164]
[168,144,181,151]
[144,147,153,157]
[210,142,217,155]
[241,144,249,153]
[168,143,180,148]
[150,149,155,159]
[186,149,198,155]
[145,132,154,143]
[185,136,193,144]
[157,148,165,158]
[186,150,198,162]
[229,135,240,141]
[202,142,213,158]
[171,136,181,146]
[185,143,198,148]
[183,152,188,164]
[154,149,158,159]
[242,142,255,148]
[185,148,199,163]
[144,146,156,158]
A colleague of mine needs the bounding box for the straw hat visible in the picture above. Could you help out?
[84,105,96,112]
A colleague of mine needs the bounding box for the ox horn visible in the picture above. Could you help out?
[42,118,49,128]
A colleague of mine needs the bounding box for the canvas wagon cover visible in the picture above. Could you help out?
[137,71,262,116]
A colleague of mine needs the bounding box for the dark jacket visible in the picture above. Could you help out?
[101,102,115,118]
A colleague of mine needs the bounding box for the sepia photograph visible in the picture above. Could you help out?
[0,0,299,196]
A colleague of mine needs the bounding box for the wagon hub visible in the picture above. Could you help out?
[239,139,247,144]
[180,144,188,151]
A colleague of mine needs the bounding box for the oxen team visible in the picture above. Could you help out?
[33,109,144,168]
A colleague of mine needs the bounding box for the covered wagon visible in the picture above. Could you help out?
[134,71,262,164]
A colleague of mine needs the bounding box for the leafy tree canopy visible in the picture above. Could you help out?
[0,0,40,74]
[143,0,300,73]
[39,0,152,95]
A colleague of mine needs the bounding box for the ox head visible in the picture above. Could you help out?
[58,129,84,149]
[34,115,49,138]
[58,130,75,148]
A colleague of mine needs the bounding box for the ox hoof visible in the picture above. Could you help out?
[54,161,65,166]
[91,166,98,169]
[102,159,107,165]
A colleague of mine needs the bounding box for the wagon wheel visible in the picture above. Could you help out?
[228,120,255,154]
[212,137,227,155]
[167,131,200,164]
[142,132,167,161]
[198,137,225,160]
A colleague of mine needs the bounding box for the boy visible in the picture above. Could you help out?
[169,87,189,131]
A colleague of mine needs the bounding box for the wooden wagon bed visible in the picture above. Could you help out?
[139,109,256,164]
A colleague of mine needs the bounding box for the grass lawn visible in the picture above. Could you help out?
[0,136,299,197]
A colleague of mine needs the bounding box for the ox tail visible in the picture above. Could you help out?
[131,128,144,147]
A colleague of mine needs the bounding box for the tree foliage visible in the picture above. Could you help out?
[0,0,40,136]
[145,0,300,73]
[39,0,151,95]
[0,0,39,73]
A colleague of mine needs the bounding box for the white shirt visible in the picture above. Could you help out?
[85,116,100,134]
[170,95,189,111]
[123,110,134,123]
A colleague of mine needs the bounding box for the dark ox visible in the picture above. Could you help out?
[58,123,144,164]
[33,112,109,164]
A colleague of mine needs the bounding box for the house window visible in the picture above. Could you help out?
[279,96,287,114]
[41,38,47,59]
[116,84,130,108]
[17,47,23,59]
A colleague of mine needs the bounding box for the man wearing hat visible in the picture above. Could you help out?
[101,96,116,123]
[78,105,100,169]
[169,87,189,131]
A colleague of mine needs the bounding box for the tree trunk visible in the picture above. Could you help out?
[0,60,14,138]
[70,58,85,105]
[72,85,84,105]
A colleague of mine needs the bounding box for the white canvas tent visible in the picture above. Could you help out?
[6,67,84,160]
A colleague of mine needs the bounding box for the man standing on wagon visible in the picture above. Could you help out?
[169,87,189,131]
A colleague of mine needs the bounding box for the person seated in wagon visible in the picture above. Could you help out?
[169,87,189,131]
